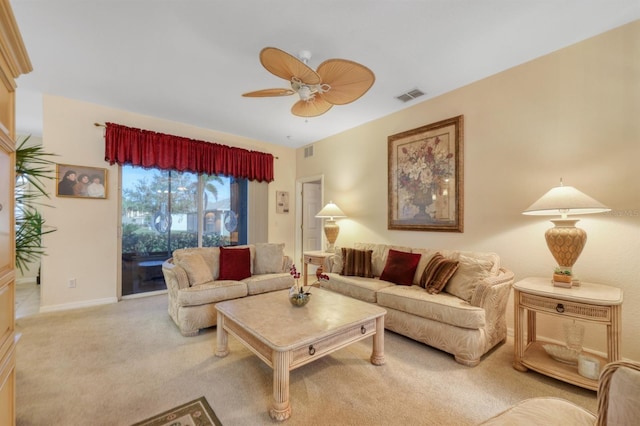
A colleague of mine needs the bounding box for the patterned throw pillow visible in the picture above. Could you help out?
[379,249,421,286]
[340,248,374,278]
[420,252,460,294]
[218,247,251,280]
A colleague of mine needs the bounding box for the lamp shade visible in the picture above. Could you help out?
[522,180,610,274]
[315,201,346,219]
[522,184,610,217]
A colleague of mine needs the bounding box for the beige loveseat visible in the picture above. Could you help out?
[162,243,293,336]
[320,243,515,366]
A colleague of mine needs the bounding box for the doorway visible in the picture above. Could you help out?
[295,176,323,269]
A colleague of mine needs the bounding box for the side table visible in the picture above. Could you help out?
[303,251,333,286]
[513,277,623,391]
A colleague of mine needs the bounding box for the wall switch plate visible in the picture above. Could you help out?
[68,278,76,288]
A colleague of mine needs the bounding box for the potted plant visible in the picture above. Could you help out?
[553,268,573,285]
[15,135,57,277]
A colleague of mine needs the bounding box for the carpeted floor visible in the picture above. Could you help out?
[15,294,597,425]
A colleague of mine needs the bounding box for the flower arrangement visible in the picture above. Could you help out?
[289,265,310,306]
[288,265,330,306]
[289,265,308,295]
[397,136,454,205]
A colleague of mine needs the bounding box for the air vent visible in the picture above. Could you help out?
[304,145,314,158]
[395,89,425,103]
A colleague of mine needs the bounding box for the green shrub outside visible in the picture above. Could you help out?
[122,223,228,255]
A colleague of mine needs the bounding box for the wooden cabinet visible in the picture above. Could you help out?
[0,2,32,425]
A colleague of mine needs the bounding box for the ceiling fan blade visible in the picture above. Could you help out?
[316,59,375,105]
[291,95,333,117]
[242,88,295,97]
[260,47,321,85]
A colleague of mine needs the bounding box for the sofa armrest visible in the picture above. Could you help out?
[282,255,293,272]
[162,258,191,291]
[325,254,339,273]
[470,267,515,348]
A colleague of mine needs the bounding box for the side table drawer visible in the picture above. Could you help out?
[304,255,325,266]
[520,293,611,322]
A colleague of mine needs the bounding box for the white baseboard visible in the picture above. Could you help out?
[39,297,118,314]
[121,289,167,300]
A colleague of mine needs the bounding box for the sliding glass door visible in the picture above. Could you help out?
[121,165,247,296]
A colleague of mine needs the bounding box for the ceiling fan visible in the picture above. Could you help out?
[242,47,375,117]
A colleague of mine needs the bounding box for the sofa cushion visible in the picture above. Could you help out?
[173,247,220,280]
[341,248,374,278]
[177,251,214,286]
[354,243,412,277]
[227,244,256,274]
[380,249,421,286]
[420,254,460,294]
[244,273,292,296]
[176,280,248,307]
[254,243,285,274]
[444,253,494,302]
[219,247,252,280]
[376,285,486,329]
[411,248,439,285]
[321,273,395,303]
[419,252,445,288]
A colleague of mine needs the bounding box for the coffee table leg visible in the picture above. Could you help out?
[270,350,292,421]
[215,311,229,357]
[370,316,385,366]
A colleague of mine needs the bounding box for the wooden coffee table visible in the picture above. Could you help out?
[215,287,386,421]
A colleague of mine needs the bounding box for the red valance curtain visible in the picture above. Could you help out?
[104,122,274,182]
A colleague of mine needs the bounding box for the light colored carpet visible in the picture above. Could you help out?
[15,294,597,425]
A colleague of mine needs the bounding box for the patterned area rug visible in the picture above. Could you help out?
[131,396,222,426]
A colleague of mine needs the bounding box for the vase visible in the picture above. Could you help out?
[563,321,585,352]
[412,187,433,219]
[289,292,310,307]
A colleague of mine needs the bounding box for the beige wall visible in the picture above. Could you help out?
[297,21,640,361]
[40,95,296,311]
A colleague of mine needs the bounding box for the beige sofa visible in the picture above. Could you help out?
[162,243,293,336]
[320,243,515,366]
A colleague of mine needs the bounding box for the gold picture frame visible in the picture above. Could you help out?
[388,115,464,232]
[56,163,108,199]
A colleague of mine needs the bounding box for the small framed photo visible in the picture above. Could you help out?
[56,164,108,199]
[276,190,289,213]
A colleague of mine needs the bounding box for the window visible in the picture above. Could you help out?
[121,165,247,295]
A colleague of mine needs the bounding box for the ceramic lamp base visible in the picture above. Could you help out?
[323,220,340,253]
[545,218,587,270]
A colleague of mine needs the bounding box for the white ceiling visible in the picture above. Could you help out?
[11,1,640,148]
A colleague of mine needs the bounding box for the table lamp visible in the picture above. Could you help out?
[315,201,346,253]
[522,179,610,279]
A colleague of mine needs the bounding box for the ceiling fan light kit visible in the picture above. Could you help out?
[242,47,375,117]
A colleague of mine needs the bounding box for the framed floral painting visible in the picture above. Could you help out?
[388,115,464,232]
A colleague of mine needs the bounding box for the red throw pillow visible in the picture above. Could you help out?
[379,249,421,286]
[218,247,251,280]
